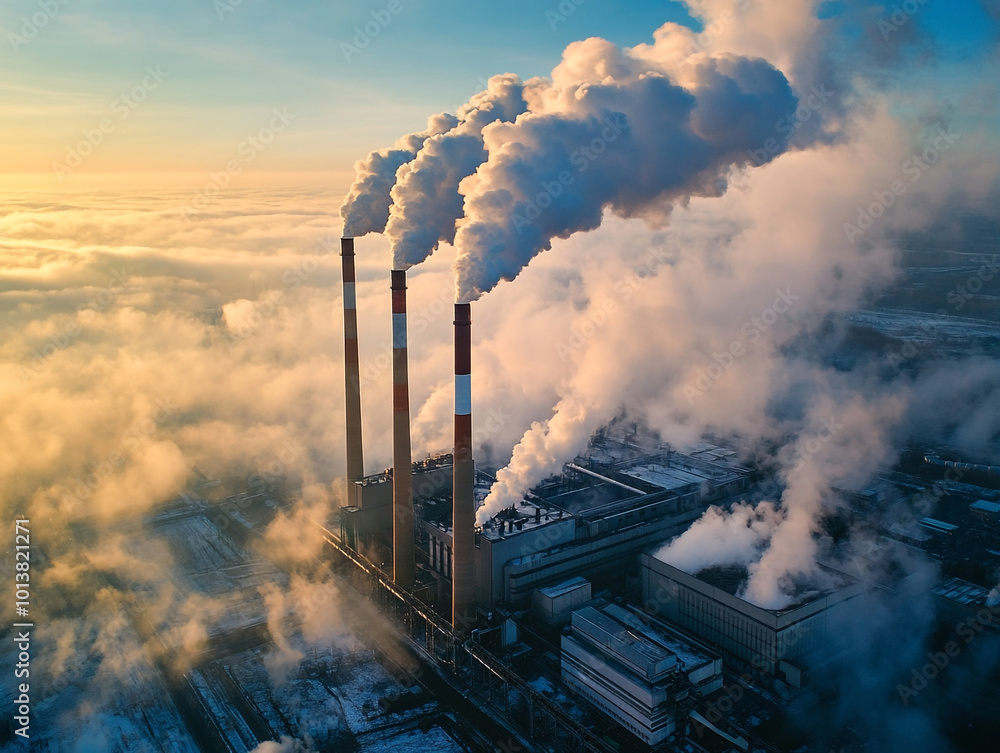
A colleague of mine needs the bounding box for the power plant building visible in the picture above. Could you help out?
[340,456,455,552]
[422,439,753,612]
[641,555,865,687]
[561,602,723,745]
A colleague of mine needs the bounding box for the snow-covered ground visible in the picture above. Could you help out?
[1,499,465,753]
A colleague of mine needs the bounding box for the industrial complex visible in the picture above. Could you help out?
[320,236,1000,752]
[16,237,998,753]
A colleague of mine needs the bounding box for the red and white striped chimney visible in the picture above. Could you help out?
[341,238,364,507]
[391,270,415,589]
[452,303,475,634]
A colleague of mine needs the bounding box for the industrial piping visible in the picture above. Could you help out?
[391,270,415,589]
[452,303,476,634]
[341,237,364,506]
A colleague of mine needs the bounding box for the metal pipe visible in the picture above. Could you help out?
[565,462,644,495]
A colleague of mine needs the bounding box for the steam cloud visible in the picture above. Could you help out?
[340,112,459,237]
[451,45,797,302]
[386,74,529,270]
[656,501,784,574]
[5,0,998,749]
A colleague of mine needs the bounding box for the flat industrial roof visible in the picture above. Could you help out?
[933,577,996,608]
[620,463,709,491]
[971,499,1000,514]
[539,576,590,598]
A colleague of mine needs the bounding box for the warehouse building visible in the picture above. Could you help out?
[561,602,723,745]
[641,555,865,687]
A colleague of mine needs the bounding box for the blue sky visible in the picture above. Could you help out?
[0,0,995,187]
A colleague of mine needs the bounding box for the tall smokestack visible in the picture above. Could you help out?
[341,238,364,506]
[391,270,415,589]
[452,303,475,634]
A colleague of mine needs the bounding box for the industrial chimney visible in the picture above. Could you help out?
[452,303,475,634]
[391,270,415,589]
[341,238,364,507]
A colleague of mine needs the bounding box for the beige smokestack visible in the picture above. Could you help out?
[341,238,364,506]
[391,270,414,589]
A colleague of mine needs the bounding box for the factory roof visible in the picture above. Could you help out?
[570,603,718,679]
[933,577,1000,609]
[646,555,865,623]
[686,442,745,468]
[538,576,590,599]
[477,501,572,541]
[619,462,711,492]
[572,606,678,680]
[971,499,1000,515]
[599,603,718,673]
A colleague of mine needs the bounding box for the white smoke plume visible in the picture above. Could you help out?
[655,501,784,573]
[386,74,529,269]
[469,4,996,614]
[451,40,798,302]
[340,112,458,237]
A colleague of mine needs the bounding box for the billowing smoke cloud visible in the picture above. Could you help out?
[4,2,998,749]
[386,74,529,269]
[340,112,458,237]
[656,501,783,574]
[655,382,907,609]
[469,0,992,515]
[452,42,798,302]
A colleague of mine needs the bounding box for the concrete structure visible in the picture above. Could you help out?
[561,603,722,745]
[422,438,753,613]
[391,270,414,589]
[532,577,592,626]
[641,555,865,687]
[342,455,453,552]
[970,499,1000,522]
[452,303,476,634]
[340,237,364,507]
[933,577,1000,630]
